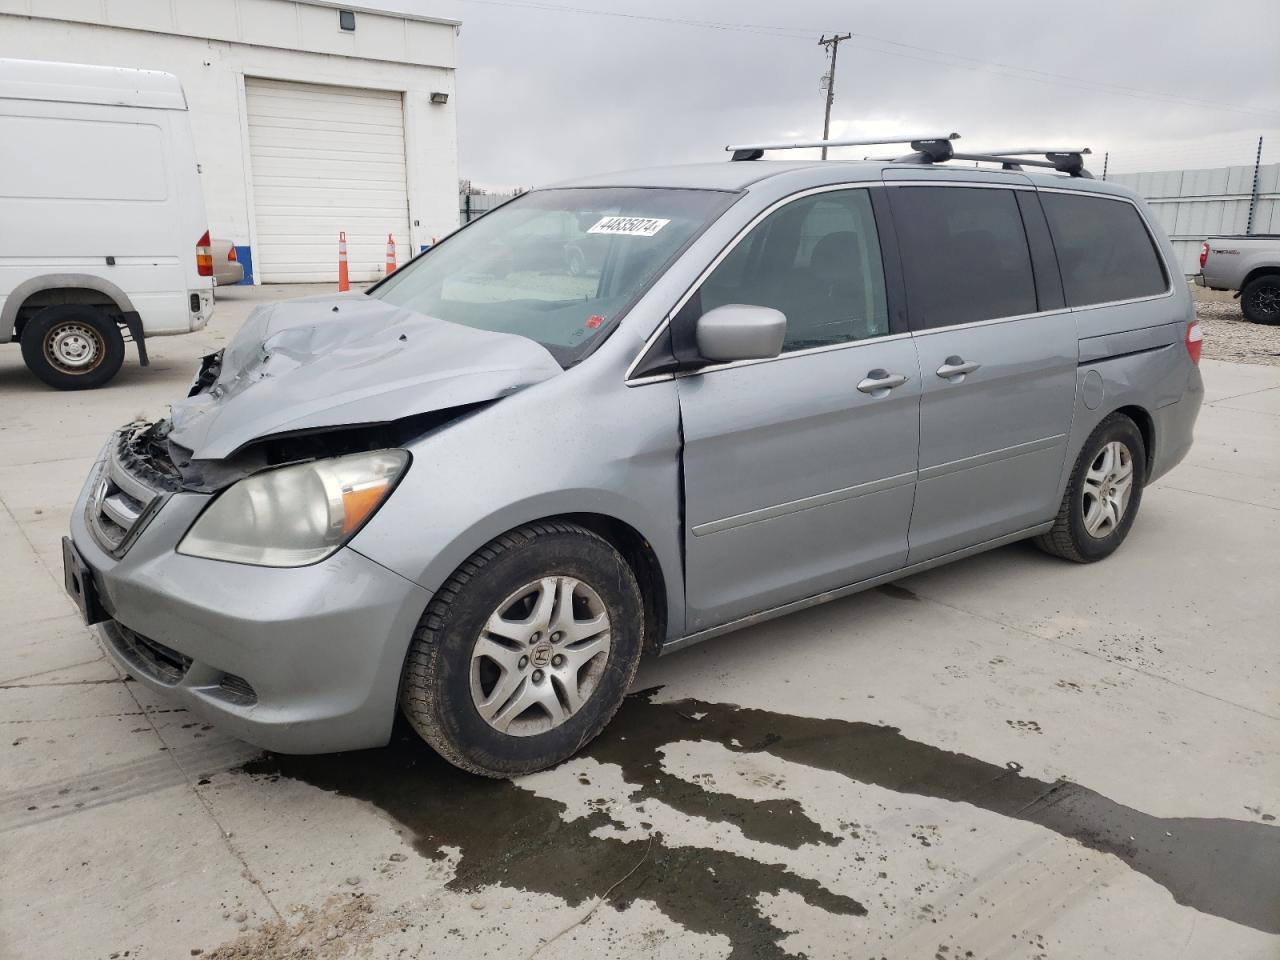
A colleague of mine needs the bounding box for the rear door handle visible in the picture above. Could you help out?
[936,357,981,380]
[856,370,909,395]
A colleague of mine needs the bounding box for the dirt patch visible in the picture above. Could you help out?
[1195,297,1280,365]
[203,893,375,960]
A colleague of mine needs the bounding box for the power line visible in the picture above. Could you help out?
[460,0,1280,121]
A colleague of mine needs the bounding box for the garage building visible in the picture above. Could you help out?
[0,0,461,283]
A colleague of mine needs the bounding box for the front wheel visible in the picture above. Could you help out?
[400,521,644,777]
[20,305,125,390]
[1240,275,1280,325]
[1035,414,1147,563]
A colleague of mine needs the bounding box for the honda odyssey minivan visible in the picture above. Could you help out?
[63,138,1204,777]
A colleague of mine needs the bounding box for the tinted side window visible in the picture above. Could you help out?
[700,189,889,352]
[892,186,1038,329]
[1040,192,1168,306]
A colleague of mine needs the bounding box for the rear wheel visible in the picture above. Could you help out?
[400,521,644,777]
[1035,414,1146,563]
[1240,275,1280,325]
[20,305,125,390]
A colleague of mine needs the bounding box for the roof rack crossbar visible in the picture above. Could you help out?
[894,146,1094,178]
[973,147,1094,177]
[727,132,958,162]
[951,152,1057,168]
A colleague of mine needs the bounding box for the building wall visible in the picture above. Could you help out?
[1104,163,1279,275]
[0,0,460,281]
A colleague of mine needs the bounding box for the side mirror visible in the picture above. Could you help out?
[695,304,786,363]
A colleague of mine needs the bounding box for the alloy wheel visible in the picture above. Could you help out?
[1081,440,1134,539]
[469,576,611,736]
[1248,283,1280,318]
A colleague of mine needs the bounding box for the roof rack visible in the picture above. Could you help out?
[910,147,1095,178]
[725,133,959,162]
[724,133,1094,178]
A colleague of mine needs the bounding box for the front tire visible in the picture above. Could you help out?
[1240,275,1280,325]
[400,521,644,777]
[1035,414,1147,563]
[20,305,125,390]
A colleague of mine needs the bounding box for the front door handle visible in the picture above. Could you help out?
[857,370,909,395]
[936,357,981,381]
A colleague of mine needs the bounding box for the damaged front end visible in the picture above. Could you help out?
[84,422,185,558]
[118,294,566,499]
[136,403,481,496]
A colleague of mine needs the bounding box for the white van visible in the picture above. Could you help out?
[0,58,212,389]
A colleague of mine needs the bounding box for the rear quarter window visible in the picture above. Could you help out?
[1040,192,1168,306]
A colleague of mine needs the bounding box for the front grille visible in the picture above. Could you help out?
[87,426,178,556]
[107,622,192,685]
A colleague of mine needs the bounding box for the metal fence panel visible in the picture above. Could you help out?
[459,190,525,225]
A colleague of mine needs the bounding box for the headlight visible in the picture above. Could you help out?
[178,450,409,567]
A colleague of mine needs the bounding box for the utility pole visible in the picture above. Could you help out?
[818,33,851,160]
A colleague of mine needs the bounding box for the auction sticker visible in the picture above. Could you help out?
[587,216,670,237]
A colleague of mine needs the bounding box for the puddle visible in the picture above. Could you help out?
[246,690,1280,952]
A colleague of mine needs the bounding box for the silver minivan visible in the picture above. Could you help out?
[64,140,1204,776]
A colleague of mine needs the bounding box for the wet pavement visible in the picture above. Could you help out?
[2,284,1278,959]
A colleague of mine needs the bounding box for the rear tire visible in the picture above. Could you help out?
[400,521,644,778]
[20,305,125,390]
[1240,275,1280,325]
[1035,413,1146,563]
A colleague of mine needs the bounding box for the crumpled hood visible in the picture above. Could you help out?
[168,293,564,459]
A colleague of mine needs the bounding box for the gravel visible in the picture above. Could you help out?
[1196,298,1280,366]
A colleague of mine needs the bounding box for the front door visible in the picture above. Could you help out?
[887,183,1078,563]
[676,187,921,634]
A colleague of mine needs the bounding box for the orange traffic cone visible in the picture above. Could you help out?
[385,234,397,275]
[337,231,350,292]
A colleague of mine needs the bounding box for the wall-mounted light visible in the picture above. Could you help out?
[339,10,355,31]
[430,92,449,104]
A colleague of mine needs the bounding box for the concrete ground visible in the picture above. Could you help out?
[1,285,1277,960]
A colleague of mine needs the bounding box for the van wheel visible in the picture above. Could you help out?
[400,521,644,778]
[1240,275,1280,325]
[1035,414,1147,563]
[20,306,125,390]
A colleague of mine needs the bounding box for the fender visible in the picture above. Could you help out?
[1,273,148,364]
[353,487,686,647]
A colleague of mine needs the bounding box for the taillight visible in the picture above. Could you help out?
[227,245,238,263]
[1199,241,1209,269]
[1185,320,1203,365]
[196,230,213,277]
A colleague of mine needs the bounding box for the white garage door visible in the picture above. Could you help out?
[245,77,411,283]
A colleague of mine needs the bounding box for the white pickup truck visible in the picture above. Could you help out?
[0,59,213,389]
[1196,235,1280,325]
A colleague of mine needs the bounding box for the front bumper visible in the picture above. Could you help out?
[69,451,432,754]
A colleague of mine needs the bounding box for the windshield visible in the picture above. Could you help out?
[371,187,736,366]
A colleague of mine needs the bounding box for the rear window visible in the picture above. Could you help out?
[1040,192,1168,307]
[892,186,1038,329]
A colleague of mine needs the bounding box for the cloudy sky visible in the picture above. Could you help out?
[428,0,1280,188]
